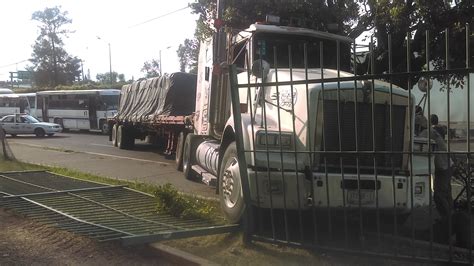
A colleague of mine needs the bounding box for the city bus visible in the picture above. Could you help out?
[0,93,34,118]
[36,89,120,133]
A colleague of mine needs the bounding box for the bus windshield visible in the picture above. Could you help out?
[101,94,119,110]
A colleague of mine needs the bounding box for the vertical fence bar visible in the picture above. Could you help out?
[246,44,263,238]
[303,43,319,244]
[466,23,472,264]
[445,27,453,263]
[370,37,381,245]
[272,46,290,243]
[352,35,364,249]
[388,34,399,251]
[228,65,253,243]
[425,29,434,261]
[406,31,416,258]
[288,44,305,243]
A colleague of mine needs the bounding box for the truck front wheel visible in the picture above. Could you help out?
[219,142,245,223]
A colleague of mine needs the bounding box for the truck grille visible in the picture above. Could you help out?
[318,100,406,175]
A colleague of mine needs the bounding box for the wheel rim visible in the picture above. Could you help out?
[222,157,241,209]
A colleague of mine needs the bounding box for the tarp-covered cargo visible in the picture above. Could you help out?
[117,72,197,122]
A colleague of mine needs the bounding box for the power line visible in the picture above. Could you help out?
[128,6,190,28]
[0,60,28,69]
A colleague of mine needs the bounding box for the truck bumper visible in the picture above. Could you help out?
[247,169,431,212]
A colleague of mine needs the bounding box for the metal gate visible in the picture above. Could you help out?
[0,171,239,246]
[229,25,473,264]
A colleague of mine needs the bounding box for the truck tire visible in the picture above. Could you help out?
[125,128,135,149]
[111,124,118,147]
[218,142,245,223]
[175,132,186,171]
[117,125,126,149]
[182,133,198,180]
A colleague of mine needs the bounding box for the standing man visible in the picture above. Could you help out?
[420,122,452,218]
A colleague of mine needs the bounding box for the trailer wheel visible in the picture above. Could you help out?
[219,142,245,223]
[117,125,126,149]
[125,128,135,149]
[111,124,118,147]
[182,133,197,180]
[175,132,186,171]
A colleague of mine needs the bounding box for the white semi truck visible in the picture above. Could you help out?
[176,1,432,223]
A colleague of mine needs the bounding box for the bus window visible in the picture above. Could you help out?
[100,94,119,110]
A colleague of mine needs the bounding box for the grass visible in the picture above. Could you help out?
[0,159,224,223]
[0,160,43,172]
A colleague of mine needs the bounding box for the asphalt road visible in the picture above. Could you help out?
[5,131,217,199]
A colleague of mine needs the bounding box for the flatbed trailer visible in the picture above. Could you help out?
[108,73,197,164]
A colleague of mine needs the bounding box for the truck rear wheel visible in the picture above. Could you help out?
[219,142,245,223]
[111,124,118,147]
[117,125,126,149]
[175,131,186,171]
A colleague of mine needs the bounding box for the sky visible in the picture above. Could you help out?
[0,0,199,82]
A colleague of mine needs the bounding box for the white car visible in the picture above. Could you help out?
[0,114,62,137]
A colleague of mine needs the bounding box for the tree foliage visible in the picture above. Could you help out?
[357,0,474,89]
[177,39,199,73]
[28,6,82,88]
[185,0,473,89]
[96,72,124,83]
[141,59,161,78]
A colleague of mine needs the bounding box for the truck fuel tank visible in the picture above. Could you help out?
[196,140,220,177]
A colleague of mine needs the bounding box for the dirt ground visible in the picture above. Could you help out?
[0,208,171,266]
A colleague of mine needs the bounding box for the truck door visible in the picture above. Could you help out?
[194,39,214,135]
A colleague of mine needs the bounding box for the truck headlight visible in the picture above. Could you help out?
[256,131,293,149]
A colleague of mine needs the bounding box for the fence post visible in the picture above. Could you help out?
[228,64,254,243]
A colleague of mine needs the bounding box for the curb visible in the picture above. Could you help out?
[150,243,219,266]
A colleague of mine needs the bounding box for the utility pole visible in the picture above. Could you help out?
[108,42,112,85]
[97,36,113,85]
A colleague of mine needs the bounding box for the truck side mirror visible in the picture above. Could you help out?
[251,59,270,80]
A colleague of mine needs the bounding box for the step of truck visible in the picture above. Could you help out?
[191,165,217,187]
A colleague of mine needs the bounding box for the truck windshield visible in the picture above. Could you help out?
[253,33,352,71]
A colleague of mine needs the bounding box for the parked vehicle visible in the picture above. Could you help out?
[172,2,432,223]
[0,93,32,118]
[36,89,120,133]
[0,113,62,137]
[0,88,13,94]
[108,73,197,156]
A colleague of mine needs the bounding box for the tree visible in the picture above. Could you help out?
[96,72,124,83]
[355,0,474,89]
[141,59,161,78]
[177,39,199,73]
[29,6,82,87]
[190,0,360,41]
[187,0,473,90]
